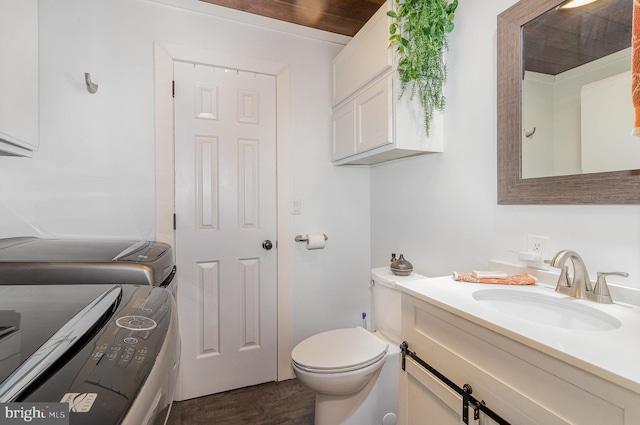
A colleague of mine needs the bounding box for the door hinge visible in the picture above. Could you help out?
[173,214,176,230]
[172,80,175,98]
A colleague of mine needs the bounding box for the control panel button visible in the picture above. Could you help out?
[115,316,157,331]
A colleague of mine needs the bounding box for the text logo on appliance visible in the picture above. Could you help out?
[0,403,68,425]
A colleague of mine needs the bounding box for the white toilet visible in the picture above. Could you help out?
[291,267,427,425]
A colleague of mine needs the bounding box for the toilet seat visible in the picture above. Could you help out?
[292,327,388,374]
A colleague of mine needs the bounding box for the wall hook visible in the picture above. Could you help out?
[85,73,98,94]
[524,127,536,138]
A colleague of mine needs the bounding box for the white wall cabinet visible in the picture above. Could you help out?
[332,0,393,106]
[0,0,39,157]
[332,75,393,162]
[400,293,640,425]
[331,0,443,166]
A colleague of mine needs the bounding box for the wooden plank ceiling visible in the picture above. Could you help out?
[201,0,631,75]
[199,0,386,36]
[523,0,632,75]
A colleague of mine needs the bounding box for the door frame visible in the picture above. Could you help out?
[153,42,295,391]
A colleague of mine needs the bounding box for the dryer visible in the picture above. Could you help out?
[0,237,176,291]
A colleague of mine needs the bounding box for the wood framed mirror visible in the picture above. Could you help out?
[497,0,640,204]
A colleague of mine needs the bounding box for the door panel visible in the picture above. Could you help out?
[174,61,277,399]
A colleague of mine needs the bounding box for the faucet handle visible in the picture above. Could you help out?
[586,272,628,304]
[597,272,630,279]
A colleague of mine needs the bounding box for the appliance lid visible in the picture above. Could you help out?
[0,284,121,387]
[291,327,388,372]
[0,237,174,286]
[0,282,178,425]
[0,237,158,262]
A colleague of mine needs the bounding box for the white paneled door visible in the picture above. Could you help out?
[173,61,277,400]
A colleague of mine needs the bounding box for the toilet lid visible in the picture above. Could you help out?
[291,327,388,373]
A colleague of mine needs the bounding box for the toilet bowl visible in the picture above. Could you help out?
[292,326,388,396]
[291,267,428,425]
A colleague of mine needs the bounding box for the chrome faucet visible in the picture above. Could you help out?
[549,250,592,299]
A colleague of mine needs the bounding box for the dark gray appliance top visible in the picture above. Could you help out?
[0,237,175,287]
[0,284,122,387]
[0,283,177,425]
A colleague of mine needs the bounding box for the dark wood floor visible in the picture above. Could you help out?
[167,379,315,425]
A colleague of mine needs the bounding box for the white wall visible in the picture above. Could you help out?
[371,0,640,292]
[522,72,555,178]
[582,71,640,173]
[522,50,633,179]
[0,0,371,348]
[3,0,639,377]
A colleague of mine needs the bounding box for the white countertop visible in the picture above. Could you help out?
[396,275,640,394]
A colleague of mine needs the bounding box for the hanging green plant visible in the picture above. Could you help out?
[388,0,458,136]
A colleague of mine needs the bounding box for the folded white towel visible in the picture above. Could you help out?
[471,271,508,279]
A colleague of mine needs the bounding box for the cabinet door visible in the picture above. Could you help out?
[400,358,462,425]
[0,0,39,154]
[331,100,356,161]
[332,1,393,105]
[356,76,393,154]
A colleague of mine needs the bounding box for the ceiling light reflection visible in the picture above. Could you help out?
[561,0,599,9]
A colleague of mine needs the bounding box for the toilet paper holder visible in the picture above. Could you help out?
[295,234,328,243]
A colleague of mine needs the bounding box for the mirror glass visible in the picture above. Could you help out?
[521,0,633,179]
[497,0,640,205]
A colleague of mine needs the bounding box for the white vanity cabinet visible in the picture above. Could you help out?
[400,292,640,425]
[331,1,443,166]
[0,0,39,157]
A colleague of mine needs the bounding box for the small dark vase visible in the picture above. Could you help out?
[390,254,413,276]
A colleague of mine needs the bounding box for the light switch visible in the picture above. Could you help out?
[292,199,301,215]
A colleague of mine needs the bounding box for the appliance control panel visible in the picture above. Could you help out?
[21,284,176,425]
[80,286,170,398]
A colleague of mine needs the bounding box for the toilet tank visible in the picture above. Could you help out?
[370,267,427,345]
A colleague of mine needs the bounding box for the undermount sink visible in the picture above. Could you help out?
[472,288,622,331]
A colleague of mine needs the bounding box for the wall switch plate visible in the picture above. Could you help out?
[527,235,549,270]
[292,199,301,215]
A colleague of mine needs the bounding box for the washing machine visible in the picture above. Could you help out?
[0,282,179,425]
[0,237,176,291]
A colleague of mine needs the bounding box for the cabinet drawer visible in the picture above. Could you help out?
[332,1,393,105]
